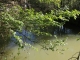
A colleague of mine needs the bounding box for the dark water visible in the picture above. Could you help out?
[53,26,80,35]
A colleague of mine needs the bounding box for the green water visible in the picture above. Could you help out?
[0,34,80,60]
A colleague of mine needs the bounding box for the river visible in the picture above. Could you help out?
[0,26,80,60]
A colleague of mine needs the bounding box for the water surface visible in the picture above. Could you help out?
[0,27,80,60]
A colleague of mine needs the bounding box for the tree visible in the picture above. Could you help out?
[0,0,80,50]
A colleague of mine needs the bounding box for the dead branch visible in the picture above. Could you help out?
[68,51,80,60]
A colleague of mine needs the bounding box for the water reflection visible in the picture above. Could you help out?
[11,29,36,45]
[53,26,80,36]
[17,30,35,44]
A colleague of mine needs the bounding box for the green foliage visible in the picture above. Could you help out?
[18,8,80,37]
[0,3,80,50]
[29,0,80,13]
[18,8,63,36]
[0,5,24,48]
[0,1,80,60]
[39,0,61,7]
[55,9,80,20]
[41,35,68,51]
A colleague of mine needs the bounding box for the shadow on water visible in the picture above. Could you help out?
[0,24,80,49]
[2,25,80,49]
[8,29,36,50]
[53,25,80,36]
[12,30,35,44]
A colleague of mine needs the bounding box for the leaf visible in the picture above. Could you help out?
[76,38,80,41]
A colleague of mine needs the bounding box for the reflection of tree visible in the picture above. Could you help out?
[68,51,80,60]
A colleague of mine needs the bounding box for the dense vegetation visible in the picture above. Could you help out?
[0,0,80,50]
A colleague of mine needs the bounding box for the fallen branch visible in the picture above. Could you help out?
[68,51,80,60]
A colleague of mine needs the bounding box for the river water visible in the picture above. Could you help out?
[0,27,80,60]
